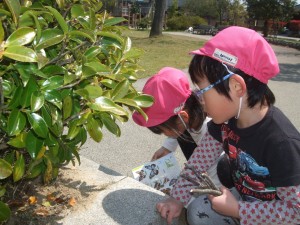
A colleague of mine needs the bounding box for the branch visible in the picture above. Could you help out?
[46,41,88,66]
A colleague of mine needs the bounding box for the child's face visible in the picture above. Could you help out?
[195,77,237,124]
[159,118,186,138]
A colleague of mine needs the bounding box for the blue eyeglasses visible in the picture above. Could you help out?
[194,63,234,99]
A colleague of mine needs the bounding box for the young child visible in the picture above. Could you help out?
[132,67,224,190]
[156,26,300,225]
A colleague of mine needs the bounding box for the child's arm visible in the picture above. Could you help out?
[238,185,300,224]
[151,138,177,160]
[170,131,223,206]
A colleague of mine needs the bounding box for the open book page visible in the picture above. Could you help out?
[132,153,181,195]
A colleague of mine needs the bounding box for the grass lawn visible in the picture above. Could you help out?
[125,30,206,79]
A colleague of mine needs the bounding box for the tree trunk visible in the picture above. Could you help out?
[149,0,166,37]
[263,19,269,37]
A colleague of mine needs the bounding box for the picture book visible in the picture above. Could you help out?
[132,153,181,195]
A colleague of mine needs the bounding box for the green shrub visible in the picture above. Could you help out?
[0,0,153,222]
[137,17,151,30]
[167,15,207,30]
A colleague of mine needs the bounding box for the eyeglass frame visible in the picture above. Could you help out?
[193,63,234,99]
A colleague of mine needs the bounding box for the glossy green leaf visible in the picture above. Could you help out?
[25,130,44,159]
[71,4,84,18]
[7,132,27,148]
[123,37,132,53]
[19,12,35,27]
[111,79,129,100]
[5,27,36,47]
[4,151,14,165]
[103,17,127,27]
[41,105,52,127]
[84,85,103,99]
[88,8,96,29]
[77,17,90,29]
[0,159,13,179]
[3,46,37,62]
[27,113,49,138]
[35,28,64,51]
[66,120,81,140]
[89,96,128,116]
[42,65,65,76]
[21,77,38,108]
[0,8,12,17]
[84,46,102,60]
[64,72,77,85]
[115,98,138,107]
[45,6,68,33]
[26,162,43,179]
[69,30,95,42]
[0,186,6,197]
[7,109,26,136]
[4,0,21,25]
[44,90,62,109]
[134,94,154,108]
[82,61,110,78]
[2,79,12,96]
[86,117,102,142]
[101,113,120,137]
[63,95,72,119]
[37,53,49,70]
[0,201,11,222]
[41,75,64,90]
[134,107,149,122]
[8,86,22,109]
[14,63,48,79]
[0,20,4,43]
[100,79,117,89]
[27,11,42,43]
[97,31,124,45]
[13,154,25,182]
[31,91,45,112]
[45,132,58,148]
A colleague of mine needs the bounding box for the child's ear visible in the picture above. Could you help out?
[229,74,246,97]
[178,110,189,123]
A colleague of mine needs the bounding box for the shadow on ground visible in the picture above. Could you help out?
[102,189,187,225]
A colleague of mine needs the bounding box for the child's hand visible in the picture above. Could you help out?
[208,186,240,219]
[151,147,171,161]
[156,197,184,225]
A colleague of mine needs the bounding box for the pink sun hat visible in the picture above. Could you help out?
[132,67,191,127]
[191,26,280,84]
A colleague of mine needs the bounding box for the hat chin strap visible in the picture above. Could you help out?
[178,114,188,130]
[235,97,243,119]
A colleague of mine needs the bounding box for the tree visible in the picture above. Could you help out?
[168,0,179,18]
[150,0,167,37]
[0,0,153,221]
[245,0,297,37]
[228,0,248,26]
[182,0,223,25]
[215,0,230,25]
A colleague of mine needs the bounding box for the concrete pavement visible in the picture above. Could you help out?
[61,32,300,225]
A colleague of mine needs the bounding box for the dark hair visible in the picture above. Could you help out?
[189,55,275,108]
[148,92,206,134]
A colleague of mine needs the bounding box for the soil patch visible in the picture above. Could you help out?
[3,165,101,225]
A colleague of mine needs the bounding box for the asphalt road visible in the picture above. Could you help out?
[80,32,300,177]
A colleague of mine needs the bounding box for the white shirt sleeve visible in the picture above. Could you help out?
[162,137,178,152]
